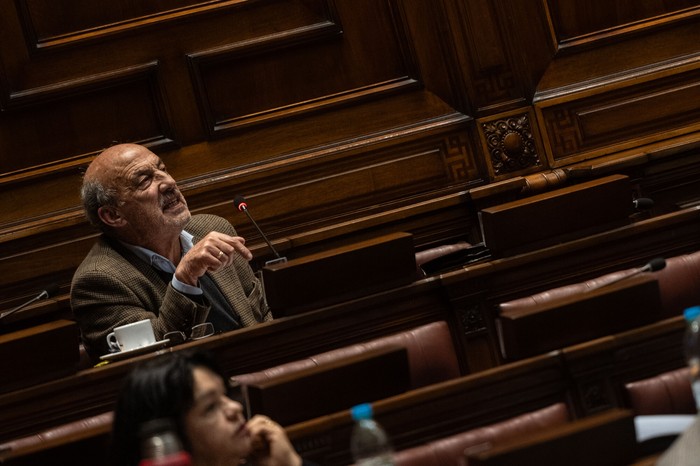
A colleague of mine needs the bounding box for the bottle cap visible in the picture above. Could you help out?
[351,403,373,421]
[684,306,700,322]
[139,418,185,460]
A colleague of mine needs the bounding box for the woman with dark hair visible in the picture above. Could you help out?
[112,350,311,466]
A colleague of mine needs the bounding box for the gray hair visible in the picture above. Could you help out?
[80,177,119,232]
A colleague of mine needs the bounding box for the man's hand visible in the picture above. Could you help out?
[174,232,253,286]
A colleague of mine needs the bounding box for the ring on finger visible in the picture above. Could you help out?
[218,250,225,259]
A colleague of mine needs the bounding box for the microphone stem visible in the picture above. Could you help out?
[0,293,45,320]
[587,267,646,292]
[242,209,281,259]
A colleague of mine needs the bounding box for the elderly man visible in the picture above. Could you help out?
[71,143,269,360]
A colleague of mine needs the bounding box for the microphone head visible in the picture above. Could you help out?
[233,195,248,212]
[40,283,60,300]
[633,198,654,209]
[647,257,666,272]
[45,283,60,297]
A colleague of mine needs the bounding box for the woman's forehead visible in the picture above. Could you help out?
[191,367,225,400]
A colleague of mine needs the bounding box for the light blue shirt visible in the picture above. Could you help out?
[120,231,203,296]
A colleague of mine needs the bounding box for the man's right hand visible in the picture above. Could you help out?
[174,232,253,286]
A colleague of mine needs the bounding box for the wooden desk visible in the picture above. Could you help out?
[262,231,417,316]
[0,207,698,444]
[286,352,569,465]
[244,346,410,426]
[442,206,700,370]
[0,319,79,394]
[562,316,686,417]
[0,317,687,466]
[479,174,632,257]
[0,276,453,443]
[497,275,663,360]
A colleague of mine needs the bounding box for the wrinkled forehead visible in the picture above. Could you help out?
[86,145,161,186]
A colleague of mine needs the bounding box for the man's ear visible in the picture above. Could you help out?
[97,205,126,228]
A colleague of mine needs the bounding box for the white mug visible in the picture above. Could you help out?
[106,319,156,352]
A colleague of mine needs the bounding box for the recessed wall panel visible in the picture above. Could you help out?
[547,0,700,42]
[189,0,416,136]
[537,66,700,165]
[0,64,173,176]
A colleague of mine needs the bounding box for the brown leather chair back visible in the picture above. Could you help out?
[499,250,700,320]
[654,251,700,318]
[625,367,696,415]
[390,403,571,466]
[0,412,112,453]
[232,320,461,390]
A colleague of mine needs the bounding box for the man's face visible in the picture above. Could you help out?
[99,147,191,243]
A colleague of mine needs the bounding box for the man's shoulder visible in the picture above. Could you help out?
[74,236,137,277]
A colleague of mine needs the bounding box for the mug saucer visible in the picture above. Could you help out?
[100,339,170,362]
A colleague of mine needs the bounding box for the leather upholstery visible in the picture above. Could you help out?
[625,367,696,415]
[231,321,461,390]
[654,251,700,319]
[390,403,571,466]
[499,250,700,319]
[0,412,112,453]
[414,242,472,267]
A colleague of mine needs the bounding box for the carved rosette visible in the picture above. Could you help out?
[457,304,486,337]
[482,114,541,176]
[580,380,612,414]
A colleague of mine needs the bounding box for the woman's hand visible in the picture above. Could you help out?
[246,415,302,466]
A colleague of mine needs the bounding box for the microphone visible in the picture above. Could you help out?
[0,283,60,321]
[587,258,666,292]
[633,198,654,210]
[233,195,287,265]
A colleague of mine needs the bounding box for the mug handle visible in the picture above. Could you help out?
[106,332,121,352]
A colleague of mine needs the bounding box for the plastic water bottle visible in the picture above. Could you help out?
[683,305,700,410]
[138,418,192,466]
[350,403,396,466]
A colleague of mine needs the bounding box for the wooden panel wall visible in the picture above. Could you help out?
[2,0,700,319]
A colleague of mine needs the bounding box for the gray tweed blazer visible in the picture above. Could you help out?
[70,214,269,360]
